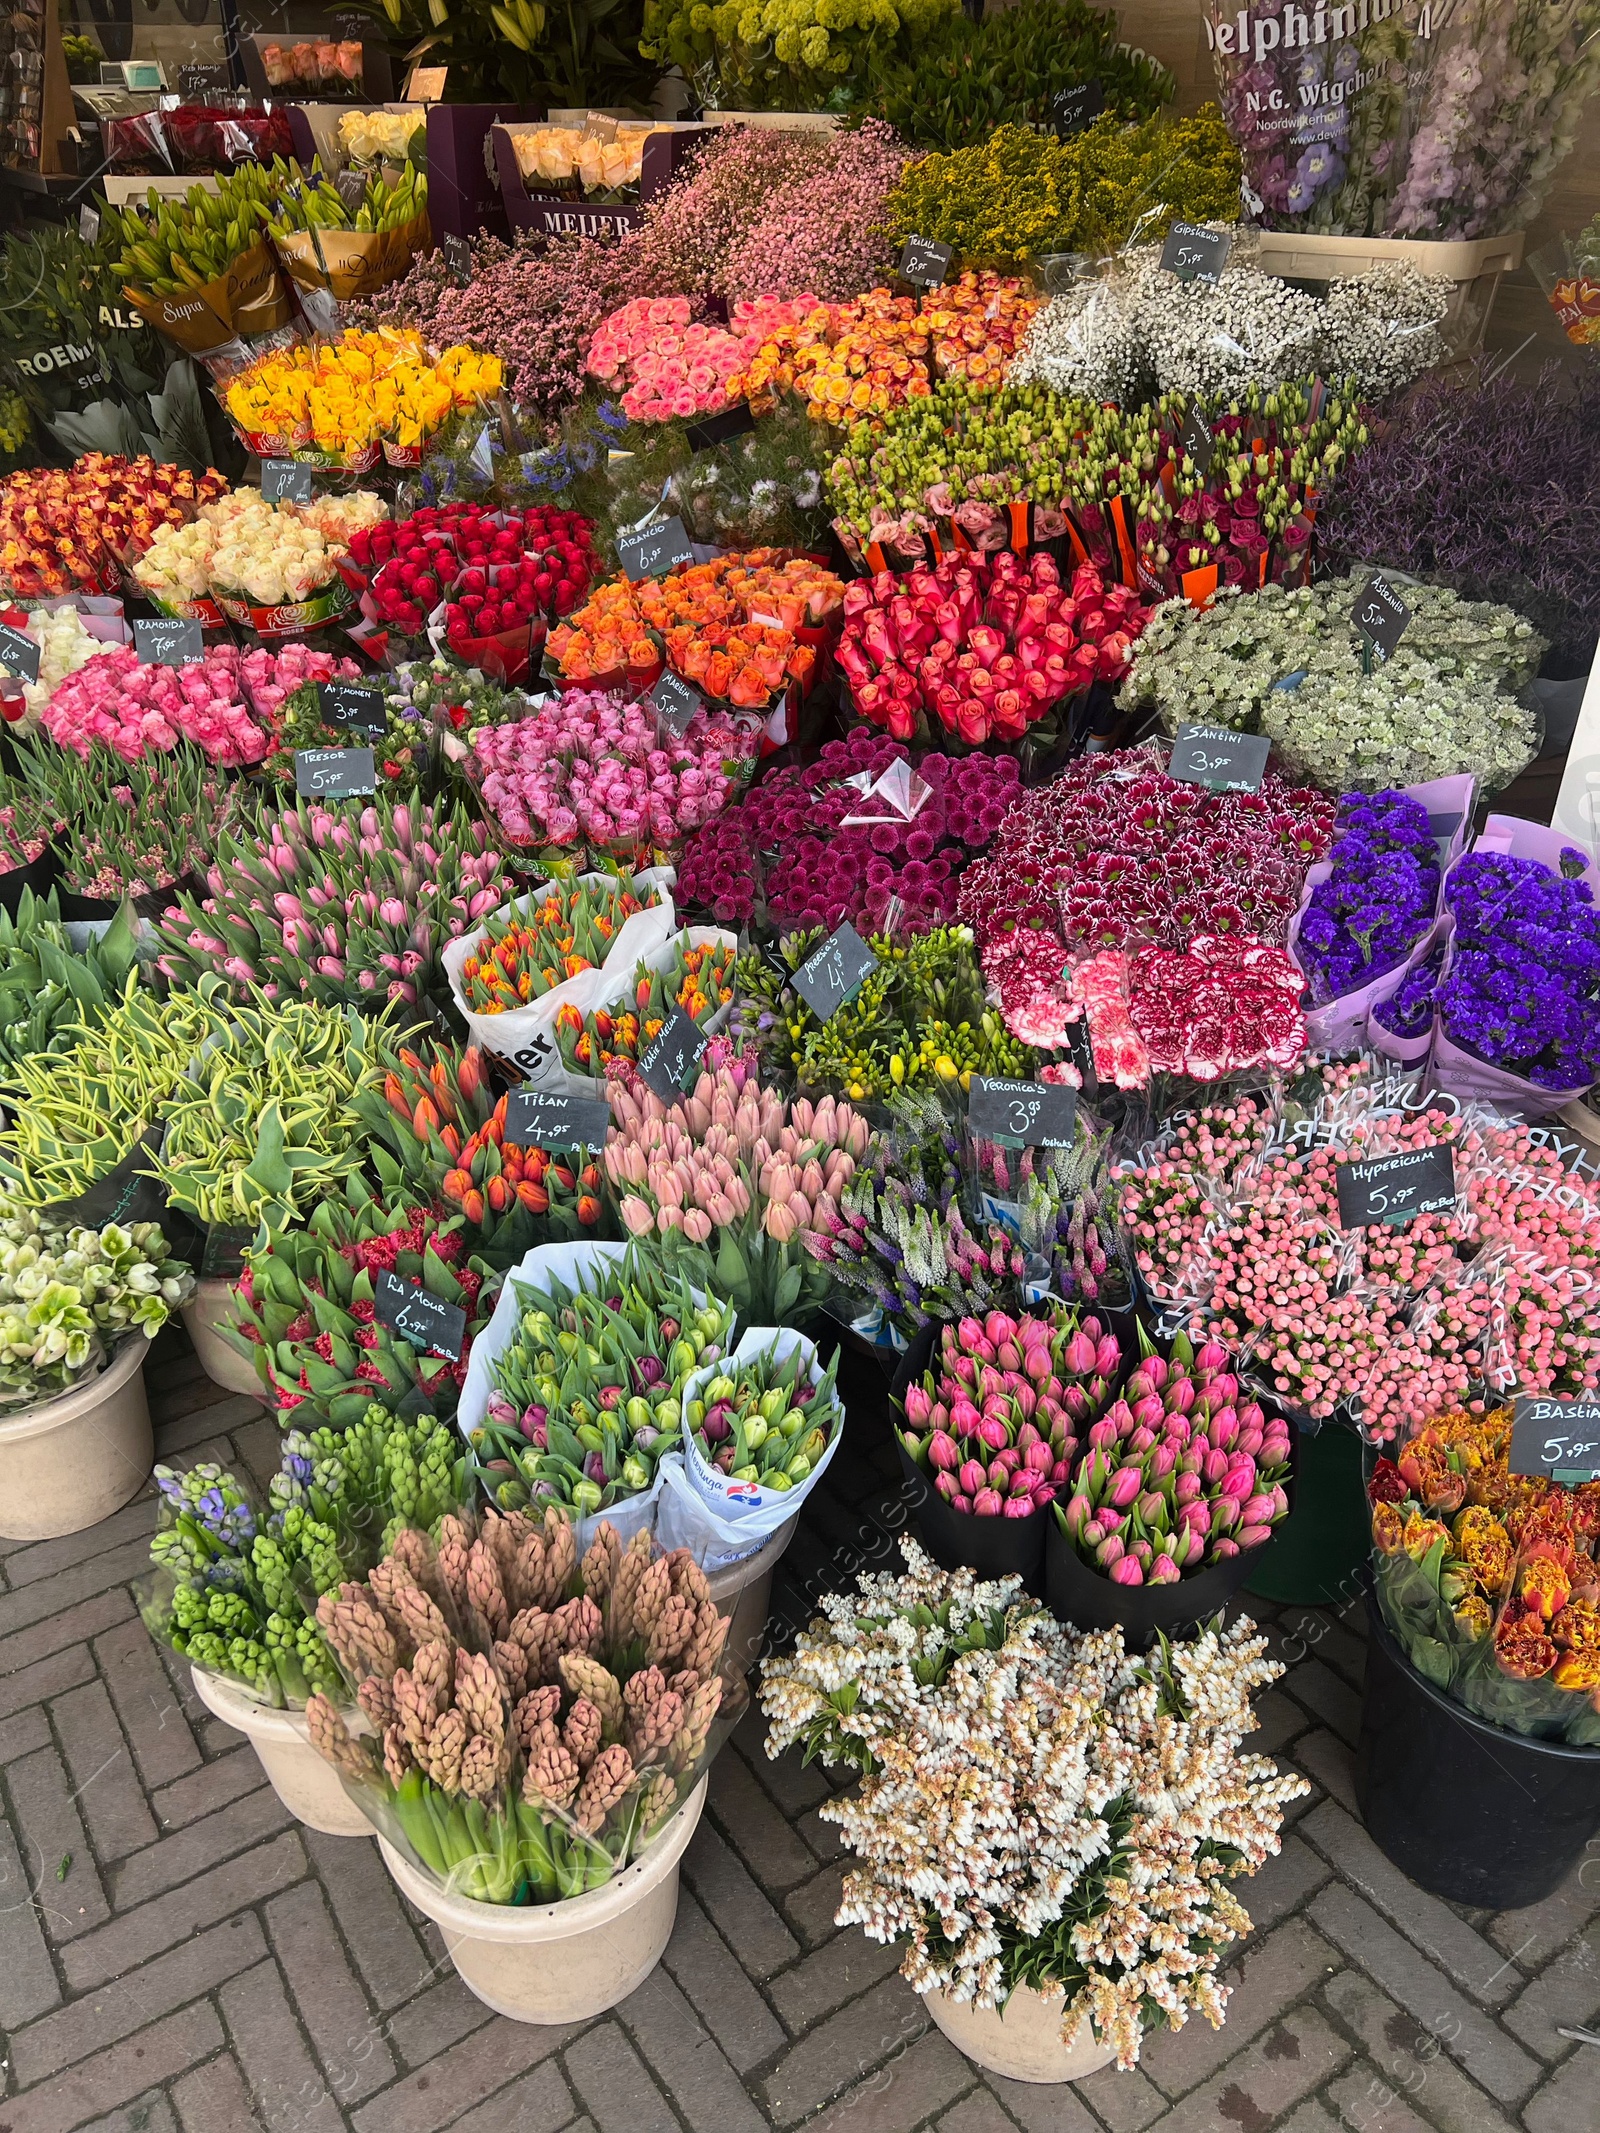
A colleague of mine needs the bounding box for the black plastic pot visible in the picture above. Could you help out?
[1245,1419,1369,1607]
[0,847,56,916]
[56,878,189,925]
[890,1321,1048,1591]
[1355,1589,1600,1908]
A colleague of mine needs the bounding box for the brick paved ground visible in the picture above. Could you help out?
[1,1327,1597,2133]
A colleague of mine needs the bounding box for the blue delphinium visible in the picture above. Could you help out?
[1296,790,1440,1003]
[1436,847,1600,1089]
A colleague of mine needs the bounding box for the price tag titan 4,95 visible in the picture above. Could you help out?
[967,1075,1078,1150]
[1353,571,1411,663]
[502,1087,613,1152]
[1509,1395,1600,1484]
[1335,1143,1457,1229]
[791,922,878,1022]
[637,1008,708,1100]
[1168,722,1271,794]
[373,1269,466,1361]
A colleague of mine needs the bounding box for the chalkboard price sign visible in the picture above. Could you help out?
[1510,1395,1600,1484]
[1180,407,1214,477]
[317,681,387,739]
[649,669,704,738]
[261,459,314,505]
[1051,77,1104,137]
[1169,722,1271,794]
[791,922,878,1022]
[503,1087,613,1151]
[617,516,695,584]
[1159,222,1231,283]
[443,234,473,287]
[133,617,205,668]
[1353,572,1411,663]
[686,402,758,453]
[898,235,955,288]
[0,623,39,683]
[637,1009,707,1100]
[294,747,376,798]
[1335,1143,1457,1229]
[967,1075,1078,1150]
[373,1269,466,1361]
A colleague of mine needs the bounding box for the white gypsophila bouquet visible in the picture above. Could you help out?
[760,1542,1304,2069]
[0,1206,194,1406]
[1122,577,1544,792]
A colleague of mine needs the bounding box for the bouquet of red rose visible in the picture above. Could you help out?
[834,551,1150,751]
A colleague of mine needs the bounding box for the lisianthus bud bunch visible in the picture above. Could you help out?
[957,741,1335,1047]
[837,551,1147,748]
[154,793,507,1009]
[0,453,227,599]
[145,1405,468,1706]
[469,689,754,863]
[469,1246,735,1517]
[690,1341,842,1492]
[1369,1405,1600,1744]
[557,938,735,1076]
[351,1035,603,1270]
[457,878,662,1014]
[901,1309,1115,1519]
[228,1190,499,1425]
[306,1512,733,1900]
[1057,1332,1293,1584]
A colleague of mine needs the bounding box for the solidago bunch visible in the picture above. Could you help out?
[762,1543,1305,2068]
[307,1510,737,1903]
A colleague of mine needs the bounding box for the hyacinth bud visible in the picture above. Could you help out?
[1110,1554,1144,1585]
[1064,1492,1092,1537]
[1175,1470,1203,1503]
[959,1459,986,1497]
[934,1470,960,1503]
[1025,1440,1054,1475]
[1107,1465,1142,1509]
[1149,1551,1181,1584]
[904,1383,933,1427]
[1096,1533,1125,1567]
[974,1487,1004,1516]
[1238,1523,1273,1547]
[1129,1425,1157,1455]
[1165,1375,1196,1416]
[1210,1536,1241,1560]
[928,1430,960,1473]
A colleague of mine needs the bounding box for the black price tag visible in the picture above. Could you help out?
[0,622,39,684]
[175,60,232,97]
[442,233,473,287]
[617,516,695,584]
[295,747,375,798]
[1509,1395,1600,1484]
[1335,1143,1457,1229]
[1353,572,1411,664]
[1180,407,1214,477]
[1159,221,1232,284]
[1066,1013,1096,1087]
[686,401,758,453]
[504,1087,613,1150]
[318,680,386,739]
[1051,77,1104,138]
[79,204,100,243]
[1169,722,1270,794]
[133,616,204,667]
[898,235,954,289]
[792,922,877,1022]
[649,669,703,738]
[373,1268,466,1361]
[967,1075,1078,1150]
[637,1009,707,1101]
[261,459,313,506]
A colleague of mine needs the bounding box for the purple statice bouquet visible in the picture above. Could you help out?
[1436,847,1600,1089]
[1372,945,1445,1040]
[1295,789,1440,1004]
[677,729,1017,935]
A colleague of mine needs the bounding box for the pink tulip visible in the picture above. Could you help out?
[1149,1552,1181,1584]
[927,1430,960,1473]
[958,1460,986,1497]
[973,1488,1004,1516]
[1109,1555,1144,1585]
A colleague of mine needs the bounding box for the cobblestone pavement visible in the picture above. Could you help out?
[1,1328,1597,2133]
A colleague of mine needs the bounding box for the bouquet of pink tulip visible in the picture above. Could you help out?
[39,641,359,765]
[1054,1333,1292,1586]
[899,1309,1121,1520]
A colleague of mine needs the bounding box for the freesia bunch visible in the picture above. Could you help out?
[153,793,506,1010]
[469,1247,734,1518]
[0,1203,192,1404]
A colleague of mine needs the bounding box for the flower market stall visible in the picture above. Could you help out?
[0,2,1592,2092]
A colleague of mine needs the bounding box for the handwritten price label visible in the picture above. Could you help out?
[373,1269,466,1361]
[1353,571,1411,663]
[637,1009,708,1100]
[1169,723,1270,794]
[898,235,954,288]
[1510,1395,1600,1483]
[617,516,695,584]
[967,1075,1078,1150]
[1159,222,1231,284]
[261,459,313,505]
[294,747,375,798]
[503,1088,613,1151]
[133,617,205,668]
[0,622,39,684]
[648,669,704,738]
[1335,1143,1457,1229]
[1180,406,1214,477]
[317,681,386,739]
[792,922,878,1022]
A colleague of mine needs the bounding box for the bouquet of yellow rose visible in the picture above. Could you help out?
[222,328,502,473]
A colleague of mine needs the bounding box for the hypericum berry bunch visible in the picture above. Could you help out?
[1056,1333,1293,1585]
[899,1309,1119,1518]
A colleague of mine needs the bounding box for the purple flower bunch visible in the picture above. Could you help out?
[720,121,908,304]
[677,729,1018,934]
[1296,789,1440,1003]
[1372,945,1445,1041]
[1437,847,1600,1089]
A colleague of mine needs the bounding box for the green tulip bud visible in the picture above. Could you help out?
[766,1471,792,1492]
[779,1407,806,1438]
[704,1375,736,1403]
[744,1417,769,1452]
[625,1396,652,1430]
[758,1387,787,1424]
[575,1422,604,1453]
[686,1399,705,1430]
[731,1464,759,1483]
[571,1479,602,1515]
[621,1455,650,1490]
[786,1455,810,1483]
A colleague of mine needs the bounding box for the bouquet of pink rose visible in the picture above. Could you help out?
[584,294,820,424]
[40,641,360,766]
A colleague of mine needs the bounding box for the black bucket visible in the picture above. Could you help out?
[0,846,56,917]
[1355,1589,1600,1909]
[1245,1418,1370,1607]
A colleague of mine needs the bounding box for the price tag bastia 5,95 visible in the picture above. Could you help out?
[1169,722,1270,794]
[1335,1143,1457,1230]
[373,1269,466,1361]
[637,1008,708,1101]
[792,922,878,1022]
[295,747,375,798]
[1510,1395,1600,1484]
[967,1075,1078,1150]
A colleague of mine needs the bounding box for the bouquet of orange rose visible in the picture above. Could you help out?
[1369,1407,1600,1746]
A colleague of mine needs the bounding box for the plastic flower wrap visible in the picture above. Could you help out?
[1369,1406,1600,1745]
[457,879,664,1015]
[1436,846,1600,1096]
[142,1408,469,1707]
[305,1512,740,1902]
[0,1202,193,1406]
[153,792,507,1010]
[0,454,227,599]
